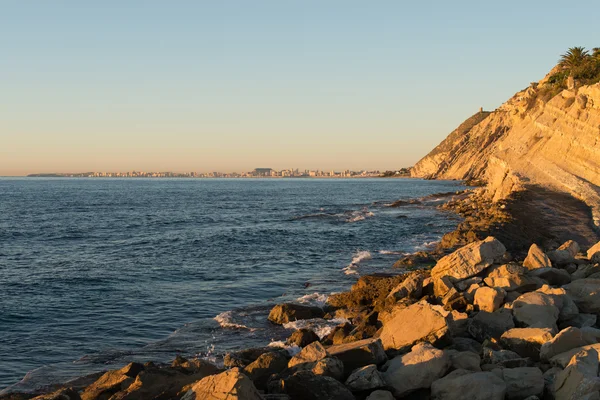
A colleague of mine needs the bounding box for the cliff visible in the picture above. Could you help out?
[412,70,600,227]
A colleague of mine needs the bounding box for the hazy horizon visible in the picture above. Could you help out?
[2,1,599,176]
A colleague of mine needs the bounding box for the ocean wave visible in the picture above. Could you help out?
[282,317,350,339]
[378,250,410,255]
[295,293,329,308]
[213,311,251,330]
[267,341,302,356]
[342,250,371,275]
[292,207,374,224]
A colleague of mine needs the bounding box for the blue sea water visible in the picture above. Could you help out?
[0,178,464,392]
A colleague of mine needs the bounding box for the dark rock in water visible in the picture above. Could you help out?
[393,252,436,268]
[243,351,288,390]
[80,362,144,400]
[277,371,354,400]
[181,368,262,400]
[388,199,422,207]
[287,328,320,347]
[321,322,354,345]
[31,388,81,400]
[268,303,325,325]
[327,273,408,311]
[171,355,222,375]
[224,347,284,368]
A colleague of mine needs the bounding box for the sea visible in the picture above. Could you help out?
[0,177,464,393]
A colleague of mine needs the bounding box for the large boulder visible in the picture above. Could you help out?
[430,369,506,400]
[536,285,579,323]
[564,279,600,313]
[512,292,559,332]
[500,328,554,360]
[288,342,328,368]
[365,391,394,400]
[387,273,424,301]
[587,241,600,263]
[310,357,345,381]
[497,367,544,400]
[344,364,386,392]
[548,240,580,266]
[467,309,515,342]
[383,342,451,397]
[268,304,324,325]
[378,301,449,350]
[278,371,354,400]
[81,363,144,400]
[287,329,320,348]
[181,368,262,400]
[540,327,589,362]
[549,343,600,368]
[448,350,481,371]
[529,267,571,285]
[474,287,505,312]
[553,349,600,400]
[244,351,288,390]
[327,338,387,373]
[483,263,540,292]
[523,244,552,270]
[32,388,81,400]
[431,237,506,282]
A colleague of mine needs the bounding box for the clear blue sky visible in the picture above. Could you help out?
[1,1,598,175]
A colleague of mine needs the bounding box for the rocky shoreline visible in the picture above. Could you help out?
[5,187,600,400]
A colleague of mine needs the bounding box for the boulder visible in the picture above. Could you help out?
[433,275,454,297]
[564,279,600,313]
[181,368,262,400]
[467,309,515,342]
[483,263,540,292]
[431,237,506,282]
[430,369,506,400]
[498,367,544,400]
[529,267,571,285]
[581,327,600,344]
[512,292,559,332]
[32,388,81,400]
[288,342,328,368]
[500,328,554,360]
[388,273,424,301]
[540,327,588,362]
[327,338,387,373]
[278,371,354,400]
[383,342,451,397]
[365,390,394,400]
[449,337,483,354]
[448,350,481,371]
[474,287,505,312]
[455,277,482,291]
[548,240,580,266]
[553,349,600,400]
[310,357,345,381]
[81,363,144,400]
[344,364,386,392]
[523,244,552,270]
[571,264,600,280]
[224,348,274,368]
[287,329,320,348]
[561,313,597,329]
[587,241,600,263]
[549,343,600,368]
[268,304,324,325]
[482,347,523,365]
[446,310,469,337]
[536,285,579,323]
[244,351,288,390]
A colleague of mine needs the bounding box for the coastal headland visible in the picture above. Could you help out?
[4,54,600,399]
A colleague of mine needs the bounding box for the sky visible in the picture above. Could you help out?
[1,1,599,176]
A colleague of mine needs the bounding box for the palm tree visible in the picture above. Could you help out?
[559,47,590,69]
[593,47,600,59]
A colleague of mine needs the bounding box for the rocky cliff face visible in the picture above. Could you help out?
[412,72,600,226]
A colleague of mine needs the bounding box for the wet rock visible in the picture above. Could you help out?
[287,328,320,348]
[279,371,354,400]
[523,244,552,270]
[327,338,387,373]
[268,303,325,325]
[322,322,354,346]
[564,279,600,313]
[378,301,449,350]
[181,368,262,400]
[500,328,554,360]
[430,369,506,400]
[512,292,559,332]
[540,327,588,362]
[529,267,571,285]
[474,286,505,312]
[467,309,515,342]
[244,351,288,390]
[383,342,451,397]
[224,347,274,368]
[553,348,600,400]
[431,237,506,282]
[327,273,408,311]
[81,363,144,400]
[288,342,328,368]
[344,364,385,392]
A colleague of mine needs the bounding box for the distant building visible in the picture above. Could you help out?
[253,168,273,177]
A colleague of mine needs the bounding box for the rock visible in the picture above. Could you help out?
[441,287,469,311]
[279,371,354,400]
[500,328,554,360]
[483,263,540,292]
[448,350,481,371]
[172,356,222,375]
[536,285,579,323]
[430,369,507,400]
[244,351,288,390]
[433,276,454,297]
[540,327,588,361]
[344,364,385,392]
[561,313,597,329]
[467,309,515,342]
[587,241,600,263]
[529,267,571,285]
[474,287,505,312]
[446,310,469,337]
[181,368,263,400]
[310,357,344,381]
[553,348,600,400]
[523,244,552,270]
[581,327,600,344]
[32,388,81,400]
[571,264,600,280]
[549,343,600,368]
[512,292,559,332]
[499,367,544,400]
[431,237,506,282]
[564,279,600,313]
[464,283,481,303]
[482,347,522,365]
[388,273,424,300]
[81,363,144,400]
[378,301,449,350]
[287,329,320,348]
[382,342,451,397]
[322,322,354,345]
[268,303,324,325]
[449,337,483,354]
[455,277,482,291]
[548,240,580,266]
[327,338,387,373]
[288,342,328,368]
[365,390,394,400]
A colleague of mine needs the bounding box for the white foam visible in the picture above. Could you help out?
[295,293,329,308]
[342,250,372,275]
[268,340,302,356]
[214,311,249,330]
[379,250,410,255]
[283,317,350,339]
